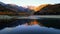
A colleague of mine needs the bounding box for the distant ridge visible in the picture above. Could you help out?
[34,4,48,11]
[34,3,60,15]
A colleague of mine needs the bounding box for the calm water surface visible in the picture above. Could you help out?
[0,25,60,34]
[0,16,60,34]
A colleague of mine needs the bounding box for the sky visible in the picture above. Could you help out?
[0,0,60,6]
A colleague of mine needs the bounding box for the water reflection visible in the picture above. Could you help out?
[0,18,60,29]
[37,18,60,29]
[0,25,60,34]
[0,18,60,34]
[0,19,33,30]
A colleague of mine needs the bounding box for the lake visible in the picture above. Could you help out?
[0,15,60,34]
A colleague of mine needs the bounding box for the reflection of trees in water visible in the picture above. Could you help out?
[0,19,32,30]
[0,19,17,30]
[27,18,60,29]
[0,18,60,30]
[37,18,60,29]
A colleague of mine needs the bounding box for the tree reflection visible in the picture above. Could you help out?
[0,18,60,30]
[37,18,60,29]
[0,19,32,30]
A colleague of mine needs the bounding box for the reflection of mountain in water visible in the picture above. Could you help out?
[37,18,60,29]
[0,19,32,30]
[0,18,60,30]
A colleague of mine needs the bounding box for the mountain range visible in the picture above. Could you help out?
[0,2,60,15]
[34,4,60,15]
[0,2,34,16]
